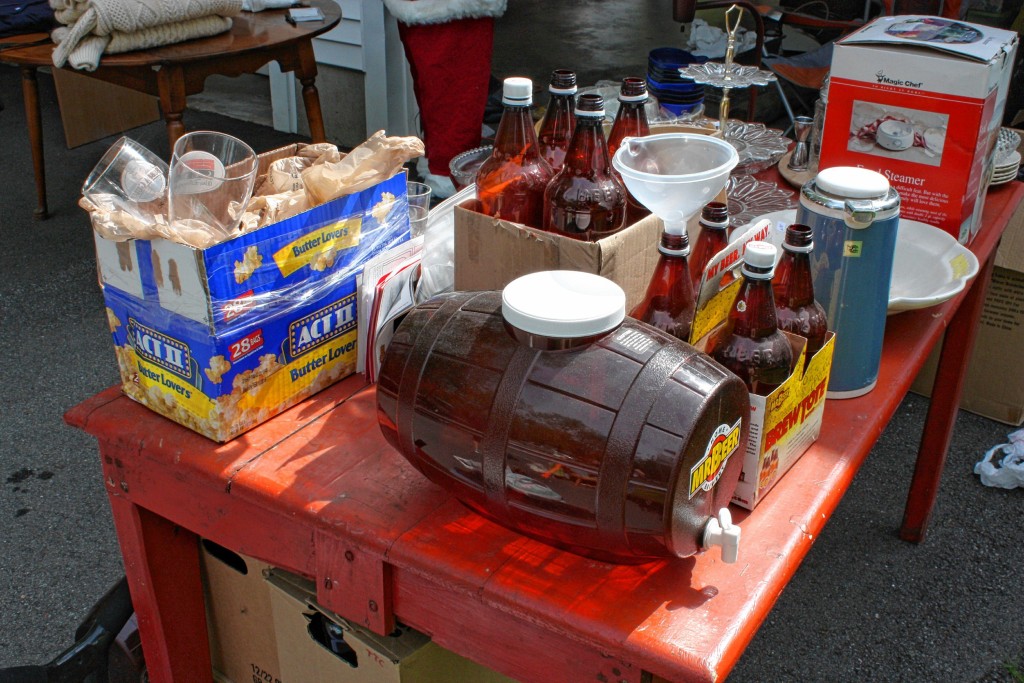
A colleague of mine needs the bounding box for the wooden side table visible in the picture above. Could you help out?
[0,0,341,219]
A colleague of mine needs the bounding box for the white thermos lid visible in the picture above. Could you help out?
[814,166,890,199]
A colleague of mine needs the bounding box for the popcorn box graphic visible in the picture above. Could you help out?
[95,158,410,441]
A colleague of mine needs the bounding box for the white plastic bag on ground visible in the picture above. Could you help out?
[974,428,1024,489]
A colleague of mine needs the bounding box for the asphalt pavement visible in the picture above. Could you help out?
[0,63,1022,682]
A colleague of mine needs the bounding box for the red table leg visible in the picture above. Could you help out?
[900,249,998,542]
[107,494,212,683]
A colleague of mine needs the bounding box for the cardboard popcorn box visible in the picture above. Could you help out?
[95,147,410,441]
[820,15,1018,244]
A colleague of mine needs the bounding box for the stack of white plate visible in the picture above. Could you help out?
[991,128,1021,187]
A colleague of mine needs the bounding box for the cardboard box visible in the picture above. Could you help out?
[820,15,1018,244]
[265,569,513,683]
[454,187,727,312]
[200,541,282,683]
[96,145,411,441]
[691,219,836,509]
[454,206,661,312]
[728,330,835,509]
[52,70,160,149]
[911,170,1024,424]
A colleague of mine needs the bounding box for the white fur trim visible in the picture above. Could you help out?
[383,0,506,25]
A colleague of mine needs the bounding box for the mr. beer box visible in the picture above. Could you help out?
[820,16,1018,243]
[94,166,410,441]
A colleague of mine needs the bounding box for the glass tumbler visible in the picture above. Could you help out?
[169,131,259,237]
[82,136,169,224]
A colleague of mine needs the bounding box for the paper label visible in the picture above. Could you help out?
[171,151,225,195]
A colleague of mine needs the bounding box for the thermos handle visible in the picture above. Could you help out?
[844,199,877,229]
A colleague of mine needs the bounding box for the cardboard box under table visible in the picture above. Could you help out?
[912,171,1024,425]
[266,568,513,683]
[95,146,411,441]
[200,541,283,683]
[820,15,1018,244]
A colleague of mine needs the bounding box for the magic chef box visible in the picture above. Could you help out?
[94,145,410,441]
[820,15,1018,244]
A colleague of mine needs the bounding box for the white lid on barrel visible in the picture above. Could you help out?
[815,166,889,198]
[502,271,626,338]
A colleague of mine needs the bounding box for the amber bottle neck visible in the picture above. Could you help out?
[494,105,542,158]
[659,231,690,257]
[774,249,816,308]
[732,274,780,338]
[563,115,612,173]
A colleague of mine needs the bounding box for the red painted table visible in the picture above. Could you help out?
[66,181,1024,683]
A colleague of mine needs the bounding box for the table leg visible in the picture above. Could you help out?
[155,65,188,155]
[900,250,997,542]
[20,65,48,220]
[296,41,326,142]
[107,494,213,683]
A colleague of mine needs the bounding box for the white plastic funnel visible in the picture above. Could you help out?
[612,133,738,234]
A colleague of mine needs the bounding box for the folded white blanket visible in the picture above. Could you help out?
[53,14,233,70]
[50,0,242,69]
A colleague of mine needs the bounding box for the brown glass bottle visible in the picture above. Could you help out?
[537,69,577,172]
[607,77,651,156]
[712,241,793,396]
[543,93,627,241]
[631,230,695,342]
[689,202,731,291]
[773,223,828,358]
[607,77,652,225]
[477,77,554,229]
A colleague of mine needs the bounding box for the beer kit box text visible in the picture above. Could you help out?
[820,15,1018,244]
[94,145,411,441]
[691,219,836,510]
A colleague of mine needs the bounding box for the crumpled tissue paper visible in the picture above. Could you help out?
[974,428,1024,489]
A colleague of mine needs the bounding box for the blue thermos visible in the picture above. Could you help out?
[796,167,900,399]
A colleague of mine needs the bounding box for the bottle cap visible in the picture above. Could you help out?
[502,271,626,338]
[814,166,889,199]
[741,241,777,279]
[575,93,605,118]
[502,77,534,106]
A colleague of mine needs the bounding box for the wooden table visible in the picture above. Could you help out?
[66,181,1024,683]
[0,0,341,219]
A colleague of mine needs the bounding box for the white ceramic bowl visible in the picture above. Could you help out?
[749,210,979,313]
